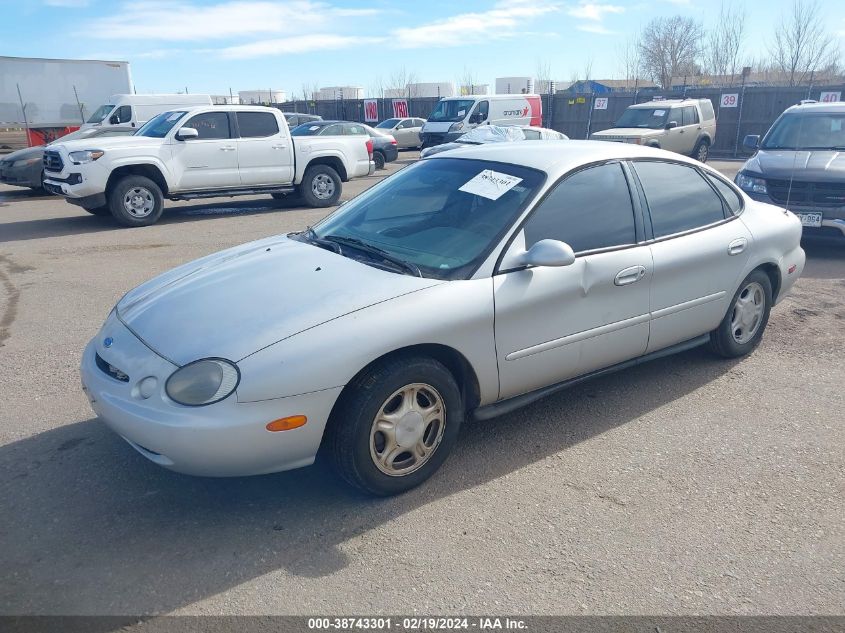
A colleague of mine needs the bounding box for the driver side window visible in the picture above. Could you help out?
[473,101,489,122]
[183,112,231,139]
[112,105,131,124]
[522,163,637,254]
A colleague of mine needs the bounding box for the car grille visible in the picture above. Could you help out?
[95,353,129,382]
[43,150,63,173]
[766,179,845,207]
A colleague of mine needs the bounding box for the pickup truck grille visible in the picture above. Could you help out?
[43,150,64,173]
[766,179,845,207]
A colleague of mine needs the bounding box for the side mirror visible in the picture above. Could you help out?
[176,127,199,141]
[109,115,119,125]
[742,134,760,152]
[665,121,678,130]
[469,113,482,124]
[517,239,576,268]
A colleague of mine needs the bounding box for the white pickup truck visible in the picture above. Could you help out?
[43,105,374,226]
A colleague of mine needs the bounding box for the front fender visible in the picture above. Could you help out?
[235,278,499,405]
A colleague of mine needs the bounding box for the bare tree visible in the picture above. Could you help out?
[616,35,641,90]
[367,75,385,99]
[583,56,594,85]
[457,66,479,95]
[387,66,418,97]
[639,15,704,89]
[769,0,839,86]
[535,58,553,93]
[705,2,747,85]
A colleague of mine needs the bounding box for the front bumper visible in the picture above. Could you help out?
[421,132,463,147]
[80,312,342,477]
[746,192,845,239]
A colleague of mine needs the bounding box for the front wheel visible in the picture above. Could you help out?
[108,175,164,227]
[299,164,342,208]
[325,356,463,496]
[709,270,772,358]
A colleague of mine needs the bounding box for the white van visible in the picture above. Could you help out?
[420,94,542,147]
[81,94,214,130]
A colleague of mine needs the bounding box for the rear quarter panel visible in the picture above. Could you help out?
[294,136,370,182]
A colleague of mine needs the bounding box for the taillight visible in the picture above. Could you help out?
[390,139,397,145]
[366,139,373,158]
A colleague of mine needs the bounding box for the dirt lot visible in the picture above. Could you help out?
[0,155,842,616]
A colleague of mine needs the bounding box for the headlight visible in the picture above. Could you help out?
[165,358,240,406]
[736,171,767,194]
[12,157,42,167]
[449,122,465,132]
[68,149,105,164]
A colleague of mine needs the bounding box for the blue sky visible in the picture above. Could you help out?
[4,0,845,96]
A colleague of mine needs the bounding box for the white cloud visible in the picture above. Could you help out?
[392,0,560,48]
[567,3,624,21]
[85,1,379,41]
[220,34,381,58]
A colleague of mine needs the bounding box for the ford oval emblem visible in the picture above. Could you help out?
[103,337,113,348]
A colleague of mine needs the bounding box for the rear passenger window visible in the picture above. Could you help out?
[523,163,636,253]
[634,161,726,237]
[183,112,230,139]
[237,111,279,137]
[682,106,699,126]
[345,124,367,135]
[705,173,743,215]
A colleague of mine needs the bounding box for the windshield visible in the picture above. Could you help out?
[86,104,115,124]
[136,111,188,138]
[376,119,400,129]
[761,112,845,150]
[309,158,545,280]
[290,123,324,136]
[428,100,477,123]
[615,107,670,129]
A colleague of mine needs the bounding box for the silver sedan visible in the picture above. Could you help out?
[81,141,805,495]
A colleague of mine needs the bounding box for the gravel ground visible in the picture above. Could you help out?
[0,154,842,616]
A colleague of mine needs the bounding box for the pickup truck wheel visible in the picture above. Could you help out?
[108,175,164,227]
[300,165,341,208]
[373,151,385,170]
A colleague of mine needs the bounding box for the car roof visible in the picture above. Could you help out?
[427,140,699,177]
[629,99,700,108]
[785,101,845,114]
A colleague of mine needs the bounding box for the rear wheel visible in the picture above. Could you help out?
[693,138,710,163]
[325,356,463,496]
[709,270,772,358]
[299,164,342,208]
[108,175,164,227]
[373,151,385,170]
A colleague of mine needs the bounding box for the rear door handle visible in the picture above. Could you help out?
[614,265,646,286]
[728,238,747,255]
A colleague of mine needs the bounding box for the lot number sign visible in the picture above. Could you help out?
[594,97,608,110]
[392,99,409,118]
[364,99,378,122]
[720,93,739,108]
[819,91,841,103]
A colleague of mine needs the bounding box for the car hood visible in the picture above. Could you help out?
[51,135,159,153]
[592,128,661,137]
[116,235,442,364]
[744,150,845,181]
[1,146,44,162]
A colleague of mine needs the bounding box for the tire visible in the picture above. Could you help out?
[373,151,385,170]
[693,138,710,163]
[709,269,773,358]
[325,356,463,496]
[29,171,45,193]
[299,164,342,208]
[108,175,164,227]
[83,205,111,216]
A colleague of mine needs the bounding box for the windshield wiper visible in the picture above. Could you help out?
[296,227,342,255]
[322,235,422,277]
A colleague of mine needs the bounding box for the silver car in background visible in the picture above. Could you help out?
[81,141,805,496]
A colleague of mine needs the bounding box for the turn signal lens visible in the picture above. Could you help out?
[266,415,307,432]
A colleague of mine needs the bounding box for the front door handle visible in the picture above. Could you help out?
[614,265,646,286]
[271,144,287,150]
[219,146,236,152]
[728,238,747,255]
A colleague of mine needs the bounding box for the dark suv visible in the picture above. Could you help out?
[737,101,845,241]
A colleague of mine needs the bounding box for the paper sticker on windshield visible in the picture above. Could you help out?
[459,170,523,201]
[167,112,183,121]
[457,110,466,117]
[832,119,843,132]
[653,109,666,116]
[309,125,320,130]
